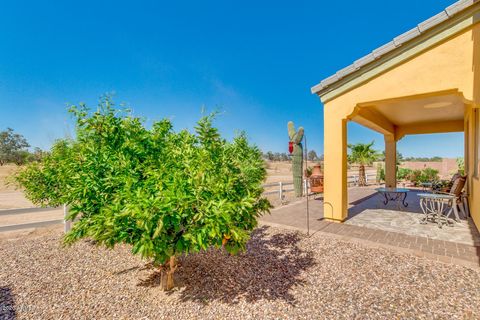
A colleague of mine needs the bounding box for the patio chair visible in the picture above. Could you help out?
[435,175,467,222]
[432,172,461,193]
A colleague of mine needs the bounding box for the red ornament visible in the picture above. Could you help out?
[288,141,294,154]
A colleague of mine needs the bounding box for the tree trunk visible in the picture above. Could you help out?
[159,256,176,291]
[358,165,366,186]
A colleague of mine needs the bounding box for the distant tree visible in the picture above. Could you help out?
[307,150,318,161]
[348,141,380,186]
[10,150,31,165]
[404,156,442,162]
[262,151,290,162]
[280,153,290,161]
[31,147,48,162]
[380,150,403,164]
[0,128,30,165]
[265,151,274,161]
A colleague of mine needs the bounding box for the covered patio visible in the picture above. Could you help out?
[261,187,480,246]
[311,0,480,234]
[260,187,480,267]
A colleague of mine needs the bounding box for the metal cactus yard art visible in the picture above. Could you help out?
[288,121,304,197]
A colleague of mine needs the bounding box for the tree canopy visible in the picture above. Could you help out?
[348,141,380,186]
[307,150,319,161]
[347,141,380,166]
[0,128,30,165]
[15,97,271,289]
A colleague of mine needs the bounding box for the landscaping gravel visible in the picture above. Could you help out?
[1,225,479,319]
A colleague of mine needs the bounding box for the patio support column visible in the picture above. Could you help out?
[384,135,397,188]
[323,113,348,222]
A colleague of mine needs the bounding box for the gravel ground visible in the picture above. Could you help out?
[1,226,479,319]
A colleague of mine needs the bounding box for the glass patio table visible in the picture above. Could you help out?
[375,187,409,209]
[418,193,455,228]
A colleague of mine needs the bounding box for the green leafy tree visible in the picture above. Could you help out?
[307,150,318,161]
[280,152,290,161]
[456,157,465,175]
[14,97,271,291]
[0,128,30,165]
[264,151,274,161]
[348,141,380,186]
[10,150,31,165]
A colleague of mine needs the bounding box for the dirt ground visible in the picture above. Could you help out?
[0,164,19,192]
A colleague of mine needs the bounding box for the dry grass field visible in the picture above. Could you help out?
[0,164,19,192]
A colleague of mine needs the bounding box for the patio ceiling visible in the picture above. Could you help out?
[349,91,465,139]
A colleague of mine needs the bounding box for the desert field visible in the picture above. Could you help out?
[0,164,19,192]
[0,165,35,210]
[0,161,375,210]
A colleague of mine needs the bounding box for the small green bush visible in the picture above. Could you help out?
[396,168,412,180]
[407,168,439,185]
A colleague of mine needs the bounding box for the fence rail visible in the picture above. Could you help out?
[261,180,310,201]
[262,173,378,200]
[347,173,377,186]
[0,173,380,233]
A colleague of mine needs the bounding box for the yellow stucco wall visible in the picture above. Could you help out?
[322,21,479,224]
[466,22,480,229]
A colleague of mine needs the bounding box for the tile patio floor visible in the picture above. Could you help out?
[260,187,480,268]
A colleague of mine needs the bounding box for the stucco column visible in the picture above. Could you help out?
[323,114,348,222]
[384,135,397,188]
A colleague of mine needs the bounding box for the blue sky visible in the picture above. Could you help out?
[0,0,463,157]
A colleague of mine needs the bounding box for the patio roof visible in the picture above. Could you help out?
[311,0,479,98]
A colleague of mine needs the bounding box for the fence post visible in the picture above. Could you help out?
[64,204,71,233]
[279,181,283,201]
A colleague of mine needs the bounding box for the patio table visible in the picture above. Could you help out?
[418,193,455,228]
[376,187,409,209]
[420,182,433,192]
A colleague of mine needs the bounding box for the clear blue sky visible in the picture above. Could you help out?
[0,0,463,158]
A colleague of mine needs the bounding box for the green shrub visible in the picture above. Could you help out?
[14,97,271,290]
[420,168,439,182]
[396,168,412,180]
[456,157,465,175]
[407,168,439,185]
[376,164,385,183]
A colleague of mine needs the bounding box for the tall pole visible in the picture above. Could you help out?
[304,134,309,236]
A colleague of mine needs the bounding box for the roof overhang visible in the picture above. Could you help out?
[311,0,480,104]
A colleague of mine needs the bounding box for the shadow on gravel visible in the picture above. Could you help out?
[0,287,16,319]
[139,226,315,305]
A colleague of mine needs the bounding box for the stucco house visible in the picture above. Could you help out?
[311,0,480,230]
